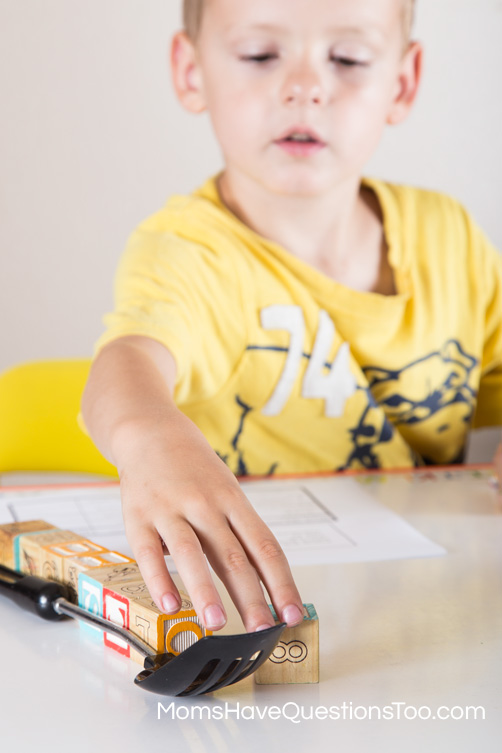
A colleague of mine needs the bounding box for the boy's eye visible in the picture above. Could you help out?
[330,56,366,68]
[240,53,278,64]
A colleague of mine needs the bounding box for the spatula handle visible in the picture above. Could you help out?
[0,564,154,658]
[0,564,69,621]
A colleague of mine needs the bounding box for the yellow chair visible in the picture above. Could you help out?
[0,359,117,476]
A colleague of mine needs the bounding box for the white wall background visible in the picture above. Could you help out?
[1,0,502,373]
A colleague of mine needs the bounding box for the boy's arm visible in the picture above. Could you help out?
[81,335,304,631]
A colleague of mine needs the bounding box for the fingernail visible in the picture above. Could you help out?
[282,605,303,625]
[162,594,180,614]
[255,624,274,632]
[204,604,226,629]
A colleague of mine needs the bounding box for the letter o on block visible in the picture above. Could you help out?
[165,619,204,655]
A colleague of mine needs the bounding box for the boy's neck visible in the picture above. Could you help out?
[217,170,395,296]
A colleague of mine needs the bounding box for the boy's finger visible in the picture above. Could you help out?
[200,525,281,633]
[160,521,228,631]
[126,526,182,615]
[228,505,304,628]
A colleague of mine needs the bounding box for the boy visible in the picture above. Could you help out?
[82,0,502,635]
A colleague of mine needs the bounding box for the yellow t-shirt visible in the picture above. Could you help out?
[95,177,502,474]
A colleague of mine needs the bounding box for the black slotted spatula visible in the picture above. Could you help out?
[0,563,285,696]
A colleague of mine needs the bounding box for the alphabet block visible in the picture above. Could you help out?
[3,520,213,665]
[0,520,55,569]
[15,529,85,576]
[77,563,143,638]
[36,539,107,600]
[127,591,211,664]
[78,565,211,662]
[103,587,131,657]
[79,562,143,590]
[254,604,319,685]
[77,565,148,652]
[82,575,157,658]
[64,550,134,601]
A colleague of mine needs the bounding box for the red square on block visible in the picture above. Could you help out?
[103,588,130,658]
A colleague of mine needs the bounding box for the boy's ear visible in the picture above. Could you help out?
[170,31,207,114]
[387,41,423,125]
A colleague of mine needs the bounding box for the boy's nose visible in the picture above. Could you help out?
[281,68,327,107]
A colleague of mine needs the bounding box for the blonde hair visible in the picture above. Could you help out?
[182,0,416,42]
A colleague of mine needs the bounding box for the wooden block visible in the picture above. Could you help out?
[77,563,162,621]
[99,579,212,663]
[77,563,143,641]
[88,576,156,658]
[162,593,213,656]
[127,591,212,664]
[103,587,131,657]
[39,539,108,599]
[64,550,134,601]
[254,604,319,685]
[77,562,146,651]
[79,582,136,659]
[78,565,212,662]
[79,562,143,590]
[3,520,212,665]
[99,581,209,664]
[0,520,55,568]
[15,529,84,576]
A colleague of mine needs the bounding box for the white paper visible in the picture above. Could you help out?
[241,477,446,565]
[0,474,446,566]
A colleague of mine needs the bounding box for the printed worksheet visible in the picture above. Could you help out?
[241,477,446,565]
[0,473,449,565]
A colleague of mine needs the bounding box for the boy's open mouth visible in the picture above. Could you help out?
[275,127,326,155]
[277,126,324,143]
[284,133,317,142]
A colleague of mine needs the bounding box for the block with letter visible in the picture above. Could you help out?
[15,529,86,576]
[97,583,209,662]
[255,604,319,685]
[40,539,107,587]
[2,520,213,664]
[87,575,156,656]
[0,520,55,569]
[103,587,131,657]
[78,565,211,661]
[78,562,144,623]
[127,591,211,663]
[64,550,134,601]
[79,562,143,592]
[77,562,148,650]
[98,582,209,663]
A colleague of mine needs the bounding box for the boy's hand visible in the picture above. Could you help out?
[115,410,304,633]
[82,336,303,633]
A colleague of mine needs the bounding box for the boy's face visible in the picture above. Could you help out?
[173,0,421,198]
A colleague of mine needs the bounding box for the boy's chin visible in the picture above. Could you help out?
[260,162,352,198]
[267,174,337,198]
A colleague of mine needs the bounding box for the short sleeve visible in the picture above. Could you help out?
[94,226,247,406]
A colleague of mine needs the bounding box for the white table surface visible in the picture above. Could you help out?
[0,467,500,753]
